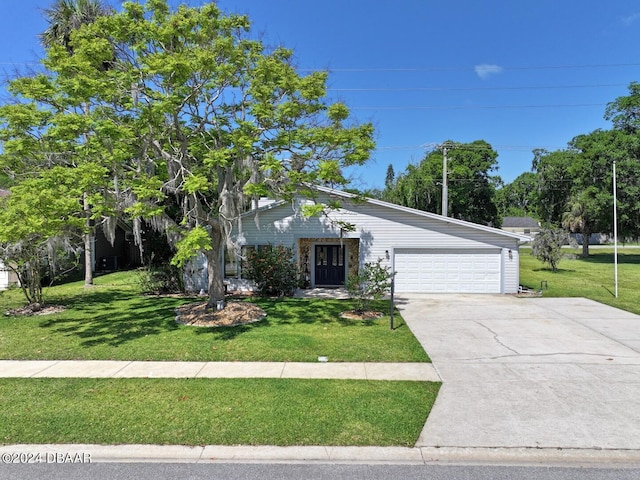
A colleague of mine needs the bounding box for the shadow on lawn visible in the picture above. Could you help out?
[252,298,344,325]
[37,292,395,348]
[39,289,188,347]
[532,267,576,273]
[192,317,271,340]
[579,253,640,265]
[247,297,394,327]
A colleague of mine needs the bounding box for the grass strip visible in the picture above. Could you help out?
[520,248,640,315]
[0,272,428,362]
[0,378,439,446]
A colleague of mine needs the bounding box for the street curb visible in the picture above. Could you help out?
[3,444,640,466]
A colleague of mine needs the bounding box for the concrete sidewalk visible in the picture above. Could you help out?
[0,360,439,381]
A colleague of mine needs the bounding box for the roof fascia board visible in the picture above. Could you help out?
[313,185,531,242]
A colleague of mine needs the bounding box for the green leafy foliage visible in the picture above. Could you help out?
[137,263,184,294]
[242,244,300,296]
[0,167,99,305]
[605,81,640,133]
[517,82,640,254]
[495,171,538,218]
[171,226,212,268]
[346,258,394,312]
[531,228,574,272]
[384,140,501,226]
[1,0,375,307]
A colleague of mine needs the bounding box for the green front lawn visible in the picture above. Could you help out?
[520,247,640,314]
[0,271,429,362]
[0,378,439,446]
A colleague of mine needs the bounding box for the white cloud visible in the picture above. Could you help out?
[620,12,640,26]
[474,64,503,80]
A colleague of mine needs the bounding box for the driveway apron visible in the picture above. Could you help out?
[397,294,640,450]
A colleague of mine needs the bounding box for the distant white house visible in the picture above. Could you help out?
[186,187,531,294]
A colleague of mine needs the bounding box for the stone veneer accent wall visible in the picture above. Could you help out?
[298,238,359,288]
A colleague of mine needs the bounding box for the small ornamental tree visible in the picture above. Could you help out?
[0,169,91,306]
[346,258,394,313]
[242,245,299,297]
[531,228,574,272]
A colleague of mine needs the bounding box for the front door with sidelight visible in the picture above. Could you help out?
[314,245,345,286]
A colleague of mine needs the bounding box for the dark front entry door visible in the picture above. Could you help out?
[315,245,345,286]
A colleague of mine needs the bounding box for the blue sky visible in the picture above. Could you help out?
[2,0,640,189]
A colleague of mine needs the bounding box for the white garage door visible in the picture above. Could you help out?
[394,248,501,293]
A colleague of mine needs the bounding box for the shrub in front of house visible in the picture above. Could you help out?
[138,263,184,294]
[346,257,394,312]
[242,244,300,296]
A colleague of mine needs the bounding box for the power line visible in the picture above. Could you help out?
[351,103,606,111]
[377,143,567,151]
[329,83,628,93]
[311,63,640,73]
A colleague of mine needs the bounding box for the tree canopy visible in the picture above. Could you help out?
[384,140,501,226]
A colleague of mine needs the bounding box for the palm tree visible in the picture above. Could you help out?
[40,0,112,286]
[40,0,111,52]
[562,192,596,258]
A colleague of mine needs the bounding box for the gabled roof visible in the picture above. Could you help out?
[245,185,531,242]
[502,216,540,228]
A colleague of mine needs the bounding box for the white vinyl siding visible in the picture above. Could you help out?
[394,248,501,293]
[229,191,523,294]
[0,262,9,291]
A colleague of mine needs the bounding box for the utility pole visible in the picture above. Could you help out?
[441,144,449,217]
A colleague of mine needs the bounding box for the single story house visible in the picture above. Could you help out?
[187,186,530,294]
[502,216,541,237]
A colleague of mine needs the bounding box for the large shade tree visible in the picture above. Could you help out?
[2,0,375,308]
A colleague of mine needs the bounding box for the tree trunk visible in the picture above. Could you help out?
[581,226,591,258]
[205,226,226,309]
[84,231,93,286]
[84,193,93,286]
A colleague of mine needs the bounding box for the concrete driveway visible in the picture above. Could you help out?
[397,294,640,450]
